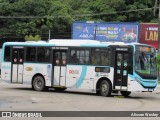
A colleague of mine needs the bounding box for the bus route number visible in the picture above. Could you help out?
[69,70,79,74]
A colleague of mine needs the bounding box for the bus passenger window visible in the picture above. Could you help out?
[70,53,78,63]
[91,49,101,65]
[79,50,89,64]
[26,47,36,62]
[37,47,50,63]
[69,49,90,64]
[4,46,11,62]
[91,48,110,65]
[70,50,79,64]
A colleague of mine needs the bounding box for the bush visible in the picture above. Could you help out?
[25,35,41,41]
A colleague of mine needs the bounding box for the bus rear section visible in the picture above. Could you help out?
[1,43,52,88]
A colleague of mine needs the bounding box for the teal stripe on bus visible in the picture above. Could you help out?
[76,65,87,88]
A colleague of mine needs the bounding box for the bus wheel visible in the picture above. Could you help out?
[100,80,111,97]
[33,76,45,91]
[96,90,100,95]
[120,91,131,97]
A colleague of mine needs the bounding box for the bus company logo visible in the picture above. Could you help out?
[69,70,79,74]
[25,67,33,71]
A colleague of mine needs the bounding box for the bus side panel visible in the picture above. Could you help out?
[77,66,114,90]
[66,65,114,91]
[77,66,95,90]
[23,63,52,86]
[93,67,114,90]
[66,65,81,88]
[66,65,95,90]
[105,67,114,88]
[1,62,11,83]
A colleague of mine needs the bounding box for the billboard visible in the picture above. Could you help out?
[72,21,139,43]
[140,23,159,49]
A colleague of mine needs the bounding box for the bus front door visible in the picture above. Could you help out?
[11,48,24,83]
[52,50,67,86]
[114,51,129,90]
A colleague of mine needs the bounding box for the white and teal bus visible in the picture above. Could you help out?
[1,40,158,97]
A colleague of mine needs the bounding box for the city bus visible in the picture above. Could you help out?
[1,40,158,97]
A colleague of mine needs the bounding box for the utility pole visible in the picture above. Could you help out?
[154,0,160,52]
[154,0,160,78]
[48,30,51,41]
[158,0,160,52]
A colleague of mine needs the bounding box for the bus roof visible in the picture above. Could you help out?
[2,39,154,48]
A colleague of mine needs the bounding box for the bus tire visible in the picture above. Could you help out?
[100,80,111,97]
[96,90,101,95]
[32,76,45,91]
[120,91,131,97]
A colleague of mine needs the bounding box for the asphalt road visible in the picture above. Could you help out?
[0,79,160,120]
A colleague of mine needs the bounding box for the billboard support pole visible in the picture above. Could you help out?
[94,25,97,40]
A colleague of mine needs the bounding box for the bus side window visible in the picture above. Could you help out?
[4,46,11,62]
[26,47,36,62]
[71,53,79,63]
[37,47,51,63]
[91,48,110,65]
[70,50,79,64]
[79,50,89,64]
[91,49,100,65]
[69,48,90,64]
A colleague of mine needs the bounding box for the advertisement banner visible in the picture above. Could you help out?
[72,22,139,43]
[72,22,95,40]
[140,23,159,49]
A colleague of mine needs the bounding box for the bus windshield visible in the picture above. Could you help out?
[135,46,157,77]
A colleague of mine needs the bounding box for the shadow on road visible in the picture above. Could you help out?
[7,87,145,99]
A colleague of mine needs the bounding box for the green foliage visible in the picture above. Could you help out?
[157,53,160,69]
[24,35,41,41]
[0,0,158,41]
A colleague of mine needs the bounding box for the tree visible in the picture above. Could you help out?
[61,0,93,21]
[44,0,73,39]
[87,0,127,21]
[0,0,53,41]
[125,0,157,22]
[0,0,159,42]
[87,0,158,22]
[0,0,73,40]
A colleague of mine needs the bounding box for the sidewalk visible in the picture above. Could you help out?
[153,83,160,94]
